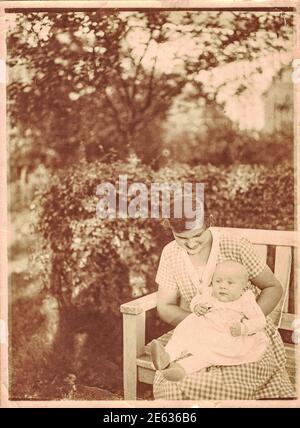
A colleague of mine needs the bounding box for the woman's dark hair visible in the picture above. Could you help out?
[165,194,210,233]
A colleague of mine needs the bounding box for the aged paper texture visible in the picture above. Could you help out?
[0,0,299,408]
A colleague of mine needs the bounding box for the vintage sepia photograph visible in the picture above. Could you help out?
[1,0,299,406]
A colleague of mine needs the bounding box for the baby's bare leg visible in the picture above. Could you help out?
[150,340,171,370]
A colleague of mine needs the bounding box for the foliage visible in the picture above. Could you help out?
[170,126,293,166]
[34,159,294,316]
[34,157,166,315]
[192,162,294,230]
[7,11,293,175]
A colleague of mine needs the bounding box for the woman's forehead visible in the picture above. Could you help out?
[174,227,206,239]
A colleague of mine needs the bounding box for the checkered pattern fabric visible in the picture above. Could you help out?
[153,233,295,399]
[155,234,265,303]
[153,318,295,400]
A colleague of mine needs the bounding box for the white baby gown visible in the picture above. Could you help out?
[165,289,269,375]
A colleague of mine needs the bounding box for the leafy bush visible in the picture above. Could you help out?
[170,128,293,166]
[192,162,294,230]
[34,157,168,315]
[35,159,293,314]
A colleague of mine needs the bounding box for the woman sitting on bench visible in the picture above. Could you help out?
[153,197,295,399]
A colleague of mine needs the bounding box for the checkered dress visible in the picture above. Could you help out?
[153,234,296,400]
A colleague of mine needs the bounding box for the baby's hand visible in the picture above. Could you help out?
[230,322,242,337]
[193,304,211,317]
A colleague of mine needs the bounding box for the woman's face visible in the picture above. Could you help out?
[172,226,212,255]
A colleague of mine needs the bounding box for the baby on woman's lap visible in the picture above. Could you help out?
[151,260,269,381]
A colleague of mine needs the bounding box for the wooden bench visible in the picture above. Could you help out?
[120,227,298,400]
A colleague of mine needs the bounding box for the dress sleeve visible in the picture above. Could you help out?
[155,245,179,291]
[239,237,266,279]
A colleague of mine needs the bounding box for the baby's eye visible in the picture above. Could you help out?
[228,281,234,285]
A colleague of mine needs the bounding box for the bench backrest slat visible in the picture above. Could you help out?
[219,227,297,247]
[274,246,292,313]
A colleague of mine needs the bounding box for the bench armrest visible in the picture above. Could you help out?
[120,292,157,315]
[121,291,157,399]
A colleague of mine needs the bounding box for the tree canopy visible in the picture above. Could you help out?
[7,10,293,176]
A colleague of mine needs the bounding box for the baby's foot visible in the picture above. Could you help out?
[161,362,186,382]
[150,340,170,370]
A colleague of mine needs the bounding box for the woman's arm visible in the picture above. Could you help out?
[251,265,283,316]
[157,284,191,327]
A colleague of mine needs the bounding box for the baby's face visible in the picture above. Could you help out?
[212,263,248,302]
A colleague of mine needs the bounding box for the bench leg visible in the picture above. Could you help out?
[123,312,145,400]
